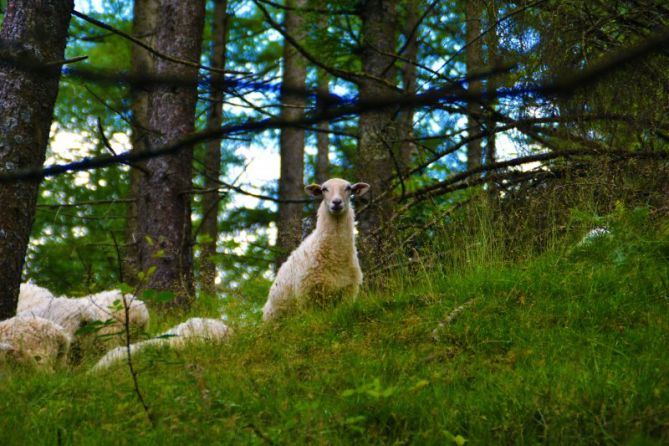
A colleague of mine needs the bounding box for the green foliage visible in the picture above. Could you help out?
[27,168,130,295]
[26,7,134,294]
[141,290,175,304]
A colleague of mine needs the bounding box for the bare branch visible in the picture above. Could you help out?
[420,0,549,90]
[72,10,248,76]
[96,118,150,176]
[216,180,311,204]
[44,55,88,67]
[253,0,399,90]
[121,289,153,426]
[0,28,666,185]
[256,0,356,15]
[404,149,669,202]
[36,199,135,208]
[544,27,669,95]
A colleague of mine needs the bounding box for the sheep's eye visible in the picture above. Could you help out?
[321,187,328,192]
[345,185,352,191]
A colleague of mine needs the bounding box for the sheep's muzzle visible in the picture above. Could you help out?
[329,199,344,213]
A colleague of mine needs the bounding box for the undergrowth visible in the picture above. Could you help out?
[0,205,667,445]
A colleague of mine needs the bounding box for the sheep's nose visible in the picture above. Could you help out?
[332,198,343,207]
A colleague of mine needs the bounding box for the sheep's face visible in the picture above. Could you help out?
[305,178,370,216]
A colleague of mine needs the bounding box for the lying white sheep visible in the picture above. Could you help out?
[0,342,15,367]
[18,284,149,340]
[17,282,56,313]
[82,290,150,336]
[262,178,370,320]
[17,297,99,337]
[92,317,230,371]
[162,317,231,346]
[0,315,71,370]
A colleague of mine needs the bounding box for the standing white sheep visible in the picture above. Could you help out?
[92,317,231,371]
[0,316,71,370]
[262,178,370,320]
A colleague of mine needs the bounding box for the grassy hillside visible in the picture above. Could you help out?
[1,207,668,445]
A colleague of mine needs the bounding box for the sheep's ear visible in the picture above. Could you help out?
[351,182,370,196]
[305,184,322,196]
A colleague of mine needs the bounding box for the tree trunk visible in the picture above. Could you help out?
[275,0,307,267]
[136,0,205,307]
[485,0,498,167]
[356,0,399,270]
[466,0,484,170]
[314,14,330,185]
[200,0,230,297]
[0,0,74,320]
[315,67,330,185]
[398,0,420,172]
[124,0,158,286]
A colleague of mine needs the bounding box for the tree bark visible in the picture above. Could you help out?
[466,0,484,170]
[200,0,230,297]
[314,14,330,185]
[275,0,307,267]
[124,0,158,286]
[315,67,330,185]
[398,0,420,172]
[485,0,498,167]
[356,0,399,270]
[0,0,74,320]
[135,0,205,307]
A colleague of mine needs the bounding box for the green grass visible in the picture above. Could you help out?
[1,210,668,445]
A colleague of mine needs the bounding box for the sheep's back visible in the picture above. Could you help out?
[17,283,56,312]
[17,298,98,337]
[82,290,150,330]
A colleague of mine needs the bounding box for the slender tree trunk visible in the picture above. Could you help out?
[200,0,230,297]
[398,0,419,172]
[485,0,498,167]
[125,0,158,286]
[0,0,73,320]
[136,0,205,307]
[466,0,484,170]
[314,14,330,185]
[356,0,399,269]
[275,0,307,267]
[315,67,330,185]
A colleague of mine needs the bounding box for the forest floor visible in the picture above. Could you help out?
[1,210,668,445]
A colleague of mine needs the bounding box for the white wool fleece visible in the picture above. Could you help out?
[263,178,369,320]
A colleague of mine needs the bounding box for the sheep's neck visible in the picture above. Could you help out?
[315,202,355,246]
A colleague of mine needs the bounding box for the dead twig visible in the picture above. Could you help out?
[44,55,88,67]
[431,298,478,341]
[121,288,154,426]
